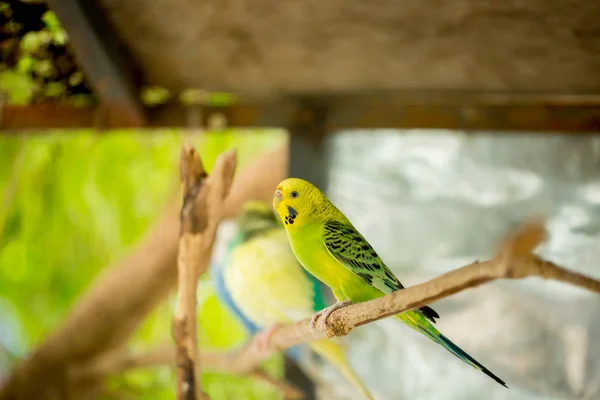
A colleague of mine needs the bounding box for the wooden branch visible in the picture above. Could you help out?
[63,217,600,399]
[0,144,274,400]
[221,143,288,220]
[173,145,237,400]
[0,198,182,400]
[175,219,600,375]
[174,145,206,400]
[246,371,305,400]
[75,345,305,400]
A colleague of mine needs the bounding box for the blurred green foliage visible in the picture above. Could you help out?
[0,5,234,108]
[0,5,94,105]
[0,127,287,399]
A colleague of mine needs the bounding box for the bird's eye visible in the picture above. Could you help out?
[290,191,299,199]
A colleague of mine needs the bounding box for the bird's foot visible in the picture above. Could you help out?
[309,300,353,333]
[253,324,282,355]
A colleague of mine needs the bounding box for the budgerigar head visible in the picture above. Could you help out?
[273,178,328,228]
[237,200,280,237]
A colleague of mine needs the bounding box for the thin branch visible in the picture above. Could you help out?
[173,145,237,400]
[182,219,600,374]
[0,144,273,400]
[73,345,176,376]
[247,371,305,400]
[76,345,305,400]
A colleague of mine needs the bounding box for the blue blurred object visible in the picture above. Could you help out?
[209,226,306,361]
[211,259,260,336]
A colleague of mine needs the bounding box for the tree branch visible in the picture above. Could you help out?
[0,198,182,400]
[63,217,600,399]
[179,219,600,374]
[174,145,206,400]
[0,151,238,399]
[75,345,305,400]
[221,143,288,220]
[173,145,237,400]
[0,144,275,400]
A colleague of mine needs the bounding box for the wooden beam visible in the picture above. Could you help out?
[2,91,600,133]
[45,0,146,127]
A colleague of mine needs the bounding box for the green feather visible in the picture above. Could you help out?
[308,268,326,312]
[322,220,439,323]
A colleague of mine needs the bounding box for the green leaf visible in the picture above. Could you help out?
[0,70,35,105]
[207,92,238,106]
[141,86,171,106]
[41,11,63,35]
[19,31,51,54]
[44,82,66,98]
[16,56,34,74]
[34,59,55,78]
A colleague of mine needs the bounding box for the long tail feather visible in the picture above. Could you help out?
[309,339,375,400]
[436,333,507,387]
[397,312,507,388]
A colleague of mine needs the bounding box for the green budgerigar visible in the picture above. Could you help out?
[272,178,507,388]
[221,201,375,399]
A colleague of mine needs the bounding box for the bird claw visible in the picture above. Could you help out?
[309,311,323,333]
[309,300,353,333]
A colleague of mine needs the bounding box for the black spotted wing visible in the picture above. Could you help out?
[322,220,439,323]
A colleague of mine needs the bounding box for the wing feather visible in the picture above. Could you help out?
[322,220,439,323]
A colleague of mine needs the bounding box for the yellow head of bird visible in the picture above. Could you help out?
[272,178,327,228]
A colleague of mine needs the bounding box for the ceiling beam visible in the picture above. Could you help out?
[2,92,600,133]
[45,0,147,127]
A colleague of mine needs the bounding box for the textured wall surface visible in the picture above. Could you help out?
[214,130,600,399]
[100,0,600,93]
